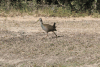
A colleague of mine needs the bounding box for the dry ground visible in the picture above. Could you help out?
[0,16,100,67]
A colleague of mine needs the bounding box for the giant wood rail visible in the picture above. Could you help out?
[36,18,57,38]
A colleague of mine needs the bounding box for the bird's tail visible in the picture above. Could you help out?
[53,22,57,31]
[53,23,56,28]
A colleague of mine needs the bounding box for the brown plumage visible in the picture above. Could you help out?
[37,18,57,38]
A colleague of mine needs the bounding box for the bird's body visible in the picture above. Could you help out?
[38,18,57,38]
[41,24,56,32]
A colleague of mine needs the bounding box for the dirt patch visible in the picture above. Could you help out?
[0,16,100,67]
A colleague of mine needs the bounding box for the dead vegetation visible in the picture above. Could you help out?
[0,17,100,67]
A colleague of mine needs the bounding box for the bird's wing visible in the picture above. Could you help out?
[44,24,54,30]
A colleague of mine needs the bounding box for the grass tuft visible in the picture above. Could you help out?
[1,4,100,17]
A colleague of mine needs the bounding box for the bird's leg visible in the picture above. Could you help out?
[41,32,48,39]
[46,32,48,38]
[53,31,57,38]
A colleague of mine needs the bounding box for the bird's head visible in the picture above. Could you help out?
[36,18,42,22]
[39,18,42,22]
[33,18,43,24]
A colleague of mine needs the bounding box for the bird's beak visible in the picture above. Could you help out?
[33,19,39,24]
[36,20,39,22]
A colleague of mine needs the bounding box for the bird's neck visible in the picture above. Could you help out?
[40,21,43,25]
[40,21,44,28]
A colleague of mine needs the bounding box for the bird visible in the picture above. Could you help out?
[36,18,57,38]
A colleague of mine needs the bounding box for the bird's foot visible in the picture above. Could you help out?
[40,37,46,40]
[54,35,58,38]
[52,36,57,39]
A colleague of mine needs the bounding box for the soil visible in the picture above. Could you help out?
[0,16,100,67]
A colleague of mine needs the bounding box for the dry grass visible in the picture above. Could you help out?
[0,6,96,17]
[0,17,100,67]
